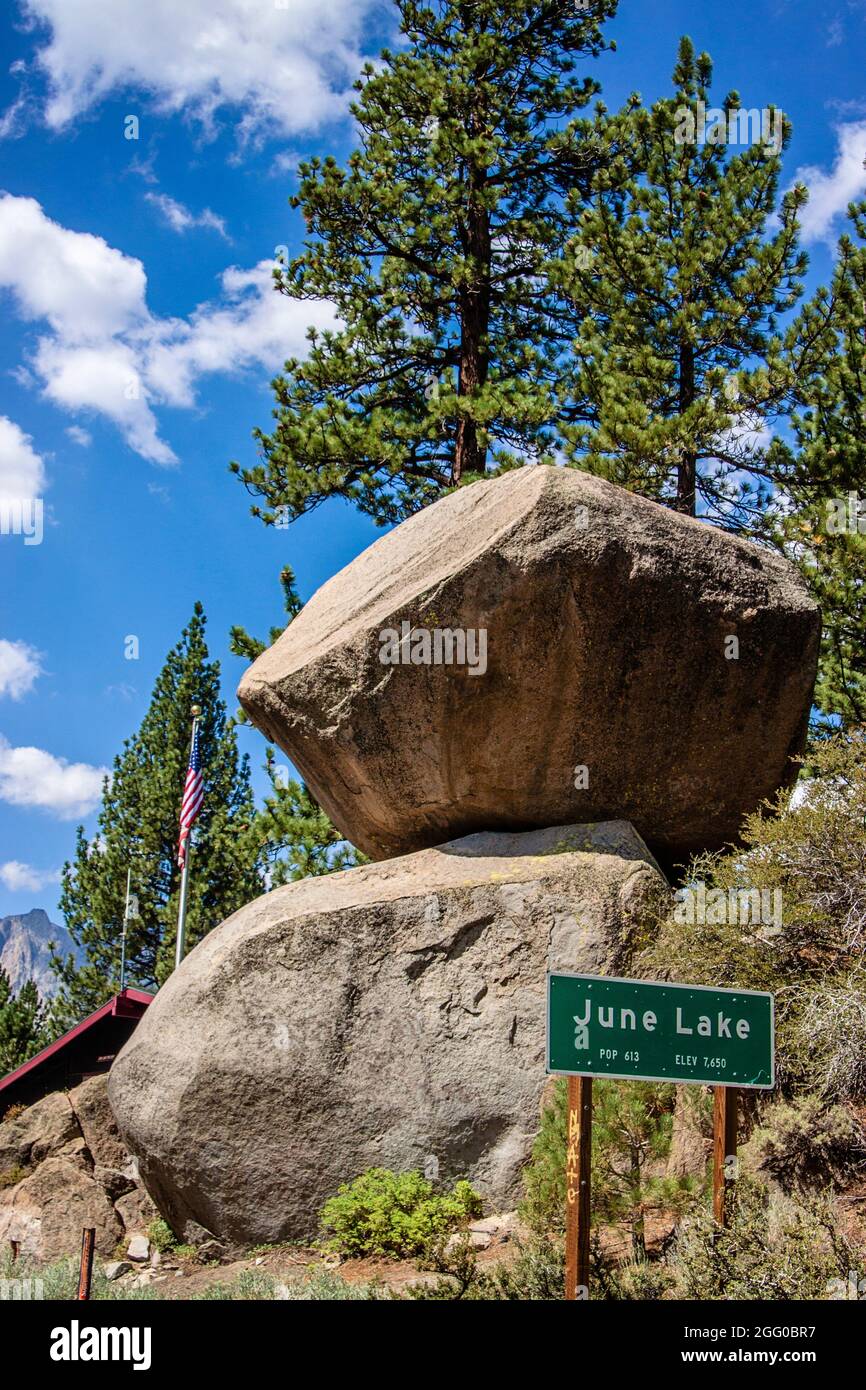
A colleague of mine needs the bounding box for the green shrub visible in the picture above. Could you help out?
[279,1269,389,1301]
[147,1217,178,1253]
[407,1231,672,1301]
[481,1234,566,1301]
[592,1247,676,1302]
[793,978,866,1101]
[191,1270,283,1301]
[639,732,866,1097]
[192,1267,389,1300]
[0,1252,158,1301]
[672,1177,860,1300]
[520,1080,569,1234]
[745,1096,866,1192]
[320,1168,482,1259]
[404,1231,565,1301]
[0,1164,26,1189]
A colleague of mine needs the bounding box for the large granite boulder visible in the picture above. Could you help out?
[109,821,668,1246]
[238,465,820,865]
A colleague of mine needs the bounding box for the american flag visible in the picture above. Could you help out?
[177,722,204,870]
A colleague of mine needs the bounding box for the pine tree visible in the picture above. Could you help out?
[521,1078,696,1254]
[232,0,616,527]
[555,36,807,528]
[590,1079,696,1260]
[773,201,866,727]
[0,967,46,1075]
[50,604,263,1030]
[230,567,365,882]
[255,751,361,884]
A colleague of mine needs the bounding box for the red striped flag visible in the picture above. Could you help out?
[177,723,204,869]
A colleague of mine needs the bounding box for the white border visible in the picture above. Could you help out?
[546,970,775,1090]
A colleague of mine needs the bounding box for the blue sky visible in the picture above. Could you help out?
[0,0,863,923]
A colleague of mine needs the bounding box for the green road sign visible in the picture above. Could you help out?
[547,972,774,1088]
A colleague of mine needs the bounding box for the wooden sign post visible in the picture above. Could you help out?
[565,1075,592,1300]
[77,1227,96,1301]
[712,1085,739,1227]
[548,972,773,1299]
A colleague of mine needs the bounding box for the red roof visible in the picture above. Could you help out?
[0,987,153,1095]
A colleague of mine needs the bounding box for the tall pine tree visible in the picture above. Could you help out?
[555,36,807,527]
[773,200,866,726]
[0,967,46,1075]
[233,0,616,527]
[51,604,262,1030]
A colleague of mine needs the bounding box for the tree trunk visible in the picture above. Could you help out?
[676,337,697,515]
[452,82,491,485]
[630,1150,646,1261]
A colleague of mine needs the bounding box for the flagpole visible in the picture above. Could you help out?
[174,705,201,972]
[120,865,132,992]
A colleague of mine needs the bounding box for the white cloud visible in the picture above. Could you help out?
[0,194,336,463]
[0,640,43,700]
[0,860,60,892]
[144,262,336,409]
[793,121,866,244]
[145,193,229,239]
[12,0,377,142]
[717,412,774,457]
[34,337,177,465]
[0,415,47,503]
[0,193,149,341]
[0,734,107,819]
[66,425,92,447]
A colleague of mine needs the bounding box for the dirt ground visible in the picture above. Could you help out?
[148,1230,520,1299]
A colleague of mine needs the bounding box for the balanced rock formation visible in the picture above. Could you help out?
[238,466,820,865]
[110,821,668,1245]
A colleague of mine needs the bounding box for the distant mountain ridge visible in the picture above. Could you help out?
[0,908,80,1000]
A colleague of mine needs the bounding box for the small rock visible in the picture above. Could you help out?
[103,1261,132,1282]
[195,1238,228,1263]
[469,1212,517,1240]
[446,1228,491,1252]
[114,1185,158,1234]
[126,1234,150,1262]
[95,1165,136,1201]
[150,1249,161,1268]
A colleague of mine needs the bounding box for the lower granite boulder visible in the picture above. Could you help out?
[0,1157,122,1262]
[109,820,669,1246]
[0,1074,158,1262]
